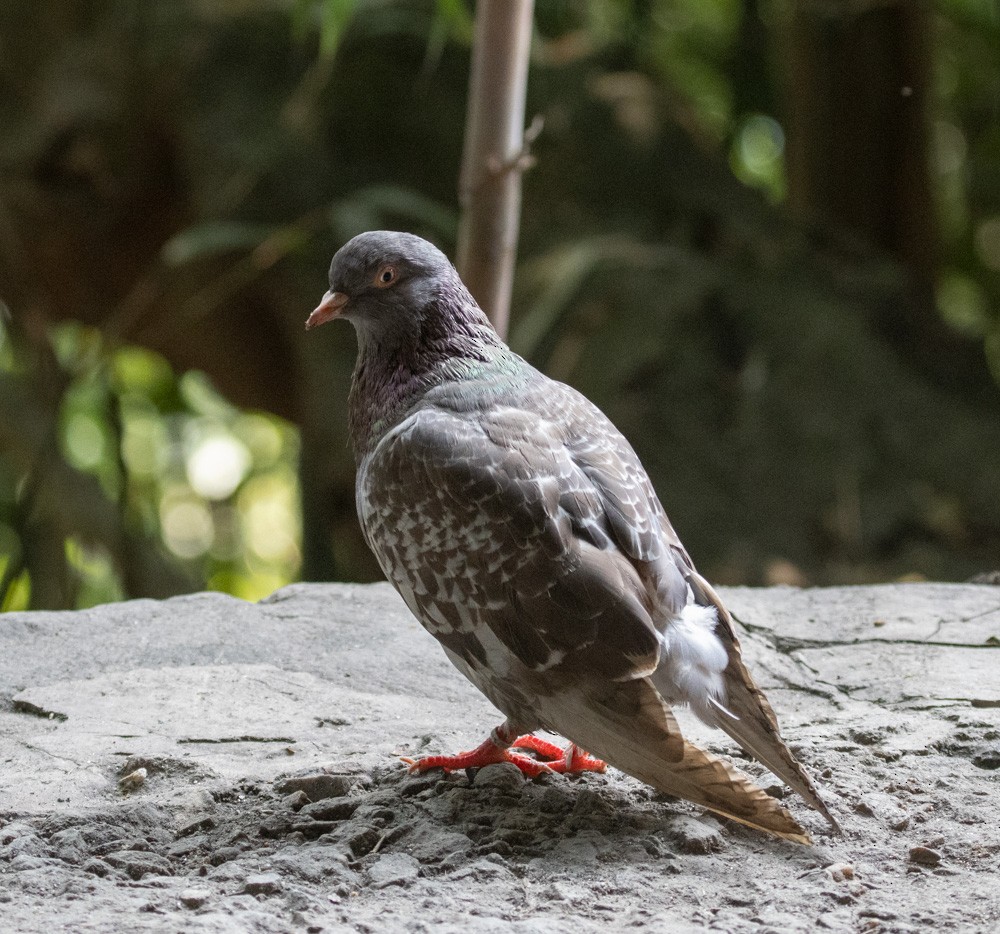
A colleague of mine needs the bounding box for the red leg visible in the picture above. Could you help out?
[512,736,606,773]
[403,725,608,780]
[560,744,607,774]
[511,735,565,760]
[402,722,558,779]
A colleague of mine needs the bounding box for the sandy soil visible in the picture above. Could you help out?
[1,582,997,932]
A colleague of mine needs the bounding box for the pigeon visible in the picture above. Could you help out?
[306,230,839,843]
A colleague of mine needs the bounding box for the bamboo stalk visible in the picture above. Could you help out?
[456,0,535,339]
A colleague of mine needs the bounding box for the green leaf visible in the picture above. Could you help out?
[161,222,277,267]
[319,0,359,60]
[433,0,474,43]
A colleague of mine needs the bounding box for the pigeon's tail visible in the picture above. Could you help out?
[685,575,841,834]
[653,602,731,724]
[546,678,813,844]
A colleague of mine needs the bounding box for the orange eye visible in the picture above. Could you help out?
[374,265,398,288]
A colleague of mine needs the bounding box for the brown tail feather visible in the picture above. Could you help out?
[546,678,813,844]
[689,576,841,833]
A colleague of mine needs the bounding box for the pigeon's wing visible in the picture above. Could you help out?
[358,397,669,687]
[541,676,811,843]
[359,391,810,841]
[542,385,838,832]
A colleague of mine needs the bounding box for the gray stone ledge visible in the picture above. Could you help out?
[0,583,997,932]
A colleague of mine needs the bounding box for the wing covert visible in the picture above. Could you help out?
[358,398,671,683]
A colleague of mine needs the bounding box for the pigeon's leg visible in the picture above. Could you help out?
[510,735,564,759]
[402,721,560,779]
[512,736,607,773]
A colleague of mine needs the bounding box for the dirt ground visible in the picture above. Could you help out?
[1,582,997,933]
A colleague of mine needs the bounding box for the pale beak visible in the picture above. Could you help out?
[305,290,349,330]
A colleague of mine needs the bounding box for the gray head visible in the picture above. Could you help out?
[307,231,511,454]
[305,231,468,344]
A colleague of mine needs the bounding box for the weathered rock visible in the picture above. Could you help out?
[298,798,361,822]
[258,815,293,839]
[909,845,943,867]
[367,852,420,888]
[243,873,283,896]
[275,772,356,801]
[176,814,216,837]
[178,888,210,909]
[662,815,724,855]
[474,762,526,791]
[282,790,311,812]
[102,850,174,880]
[0,582,996,933]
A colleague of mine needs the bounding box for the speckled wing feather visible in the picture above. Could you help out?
[357,375,811,839]
[357,380,671,695]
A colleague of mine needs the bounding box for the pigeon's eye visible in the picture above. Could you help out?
[374,265,398,288]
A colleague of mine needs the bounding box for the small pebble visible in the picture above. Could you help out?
[82,858,111,877]
[176,815,216,837]
[299,798,361,822]
[275,774,354,801]
[207,846,242,866]
[282,790,311,812]
[400,773,439,797]
[473,762,525,791]
[118,768,147,794]
[908,845,942,867]
[824,862,855,882]
[291,820,341,839]
[347,827,382,858]
[165,835,207,858]
[102,850,173,880]
[258,815,293,839]
[243,873,282,896]
[664,816,724,855]
[179,889,210,909]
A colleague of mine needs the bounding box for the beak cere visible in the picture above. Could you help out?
[305,290,350,330]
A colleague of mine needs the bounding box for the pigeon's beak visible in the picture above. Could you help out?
[305,290,349,330]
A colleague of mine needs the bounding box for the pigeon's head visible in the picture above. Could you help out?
[306,231,467,343]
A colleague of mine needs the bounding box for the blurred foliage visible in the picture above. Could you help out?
[0,318,300,609]
[0,0,999,610]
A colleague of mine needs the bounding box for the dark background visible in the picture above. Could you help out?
[1,0,998,610]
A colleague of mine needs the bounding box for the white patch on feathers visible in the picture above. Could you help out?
[653,603,732,726]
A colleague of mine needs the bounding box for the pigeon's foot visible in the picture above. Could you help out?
[402,725,607,779]
[402,740,555,779]
[512,735,607,773]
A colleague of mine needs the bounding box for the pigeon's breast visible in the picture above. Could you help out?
[356,409,521,626]
[355,387,682,689]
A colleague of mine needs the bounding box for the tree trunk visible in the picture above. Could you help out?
[785,1,935,282]
[782,1,990,395]
[456,0,535,339]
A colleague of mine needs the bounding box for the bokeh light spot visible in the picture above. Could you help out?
[160,494,214,559]
[186,434,251,500]
[974,216,1000,271]
[63,412,107,470]
[937,270,990,337]
[731,113,785,200]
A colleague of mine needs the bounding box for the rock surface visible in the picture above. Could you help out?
[0,582,997,932]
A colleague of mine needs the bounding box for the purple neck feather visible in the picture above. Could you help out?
[347,279,508,457]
